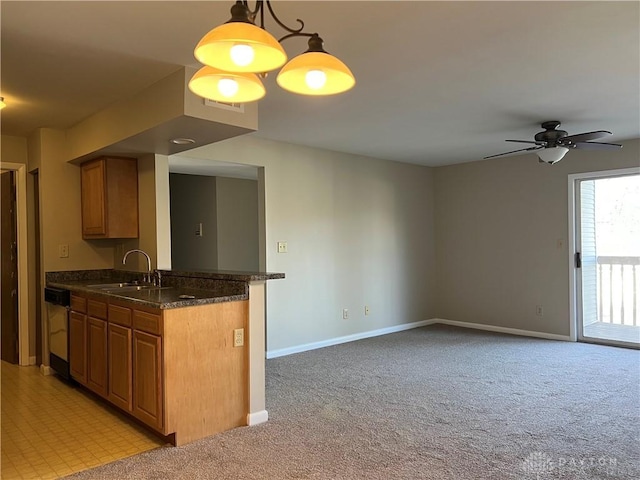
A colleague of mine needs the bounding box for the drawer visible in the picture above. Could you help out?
[88,299,108,319]
[70,295,86,313]
[108,304,132,327]
[133,310,162,335]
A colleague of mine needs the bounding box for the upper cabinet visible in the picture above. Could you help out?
[81,156,139,239]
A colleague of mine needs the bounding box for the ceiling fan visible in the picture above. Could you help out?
[485,121,623,164]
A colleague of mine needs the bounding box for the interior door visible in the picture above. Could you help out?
[1,170,19,363]
[575,172,640,348]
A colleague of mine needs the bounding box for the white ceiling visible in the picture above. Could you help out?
[2,1,639,167]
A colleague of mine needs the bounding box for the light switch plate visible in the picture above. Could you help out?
[58,244,69,258]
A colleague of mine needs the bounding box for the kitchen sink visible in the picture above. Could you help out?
[104,285,154,292]
[87,282,151,290]
[103,286,173,294]
[86,282,173,296]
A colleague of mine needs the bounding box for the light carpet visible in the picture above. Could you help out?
[65,325,640,479]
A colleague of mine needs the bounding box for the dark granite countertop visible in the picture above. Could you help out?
[45,268,284,309]
[47,279,248,309]
[159,269,285,282]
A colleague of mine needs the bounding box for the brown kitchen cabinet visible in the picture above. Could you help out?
[108,305,133,412]
[64,292,248,446]
[68,310,87,385]
[80,156,139,239]
[132,309,164,430]
[87,316,108,398]
[133,330,163,431]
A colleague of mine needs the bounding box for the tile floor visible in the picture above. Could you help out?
[1,361,166,479]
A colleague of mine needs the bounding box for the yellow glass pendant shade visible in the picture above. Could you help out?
[0,97,6,110]
[188,66,266,103]
[194,22,287,73]
[277,51,355,96]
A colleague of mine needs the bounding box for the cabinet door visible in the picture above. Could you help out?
[108,323,132,412]
[69,311,87,385]
[133,330,163,431]
[81,159,107,237]
[87,316,108,398]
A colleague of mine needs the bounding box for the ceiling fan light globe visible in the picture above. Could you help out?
[537,146,569,164]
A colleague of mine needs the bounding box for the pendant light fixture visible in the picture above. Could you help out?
[189,67,266,103]
[0,97,6,110]
[194,2,286,74]
[277,34,355,96]
[189,1,355,103]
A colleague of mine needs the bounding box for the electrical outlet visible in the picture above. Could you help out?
[536,305,544,317]
[342,308,349,320]
[277,241,288,253]
[233,328,244,347]
[365,305,370,316]
[58,244,69,258]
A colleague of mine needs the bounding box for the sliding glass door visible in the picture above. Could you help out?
[574,171,640,348]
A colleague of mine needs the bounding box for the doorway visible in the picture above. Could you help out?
[1,170,19,363]
[571,168,640,348]
[0,162,30,365]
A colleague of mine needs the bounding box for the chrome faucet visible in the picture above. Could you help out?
[123,249,152,284]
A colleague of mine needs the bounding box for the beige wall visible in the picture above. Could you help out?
[116,154,161,273]
[433,139,640,336]
[1,135,28,164]
[169,173,219,271]
[178,135,437,352]
[216,177,259,271]
[35,128,114,272]
[168,174,259,272]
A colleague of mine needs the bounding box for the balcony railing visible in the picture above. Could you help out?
[597,256,640,326]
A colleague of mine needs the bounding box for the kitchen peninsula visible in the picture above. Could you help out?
[46,268,284,446]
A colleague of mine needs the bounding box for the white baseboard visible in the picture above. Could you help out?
[266,319,435,359]
[40,365,53,376]
[29,356,36,366]
[247,410,269,426]
[431,318,572,342]
[266,318,572,360]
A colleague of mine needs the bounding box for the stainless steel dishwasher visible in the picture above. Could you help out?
[44,287,70,378]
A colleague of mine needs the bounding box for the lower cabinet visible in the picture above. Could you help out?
[108,323,132,411]
[133,330,163,431]
[67,292,248,446]
[69,311,87,385]
[70,294,164,432]
[87,317,108,397]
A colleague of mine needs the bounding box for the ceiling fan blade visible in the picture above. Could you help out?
[560,130,612,144]
[483,146,543,159]
[505,140,547,145]
[572,141,622,151]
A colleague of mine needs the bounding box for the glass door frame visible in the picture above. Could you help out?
[568,167,640,348]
